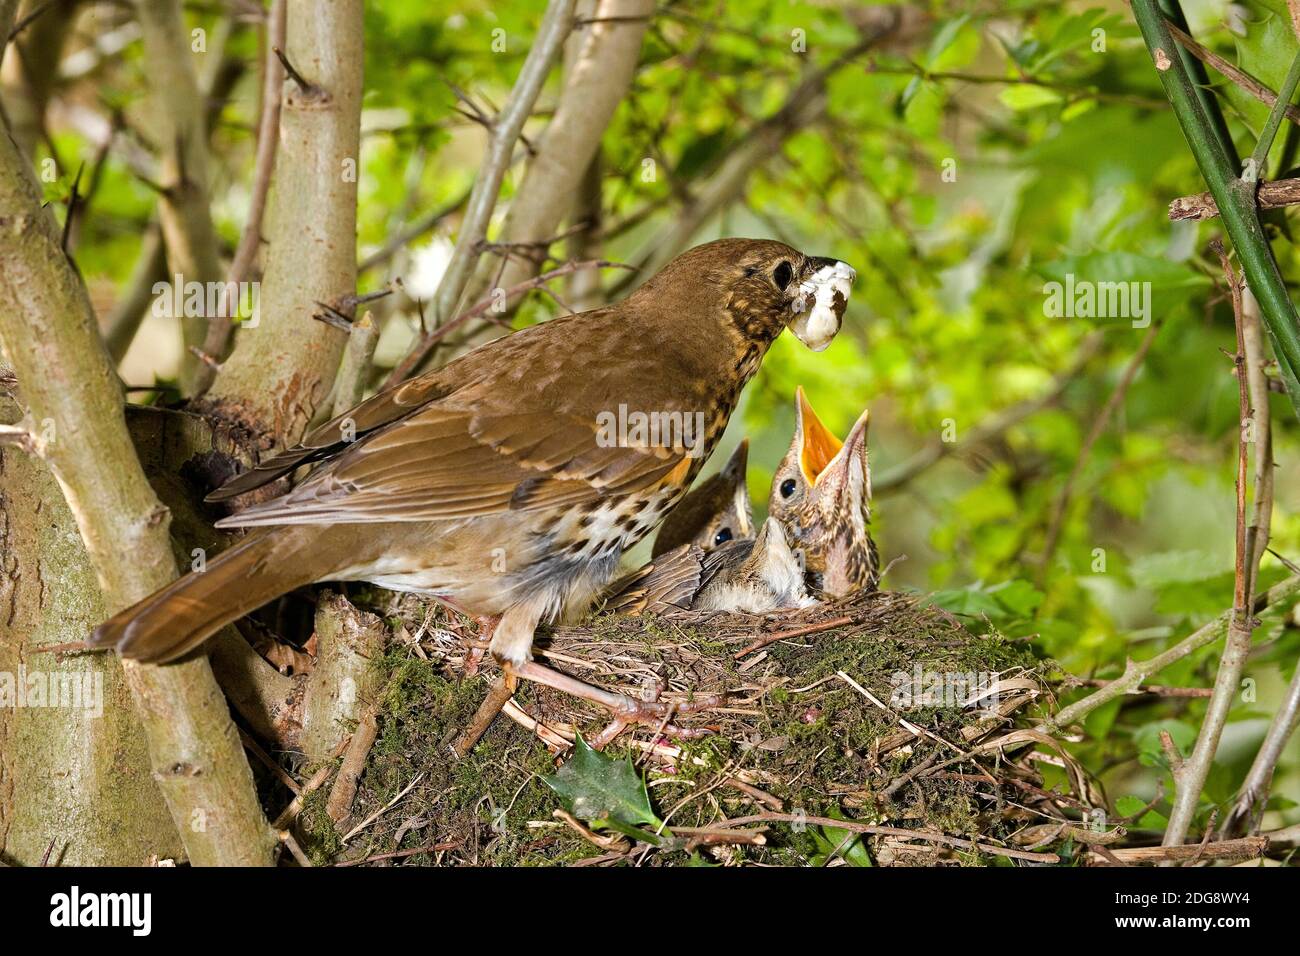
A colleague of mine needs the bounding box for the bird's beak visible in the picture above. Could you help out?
[796,386,843,486]
[815,408,871,504]
[722,438,754,537]
[790,258,855,352]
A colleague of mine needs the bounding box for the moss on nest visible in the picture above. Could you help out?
[298,591,1064,866]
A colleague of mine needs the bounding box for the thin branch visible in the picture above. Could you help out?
[1166,19,1300,129]
[1133,0,1300,418]
[1043,574,1300,732]
[1246,48,1300,182]
[1168,175,1300,220]
[1162,244,1263,851]
[194,0,286,390]
[423,0,576,334]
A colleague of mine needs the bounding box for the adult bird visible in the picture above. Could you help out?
[768,388,878,598]
[651,438,754,557]
[90,240,856,700]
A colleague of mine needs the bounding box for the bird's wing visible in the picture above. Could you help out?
[602,544,709,615]
[215,403,689,526]
[207,372,457,502]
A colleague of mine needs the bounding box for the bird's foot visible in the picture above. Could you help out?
[462,615,500,677]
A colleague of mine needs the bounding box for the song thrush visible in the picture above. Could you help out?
[90,240,856,675]
[768,388,878,598]
[605,516,812,616]
[651,439,754,556]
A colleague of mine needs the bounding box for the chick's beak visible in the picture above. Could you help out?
[815,408,871,505]
[790,257,855,351]
[797,386,843,486]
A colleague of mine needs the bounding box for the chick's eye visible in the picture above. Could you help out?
[713,528,733,546]
[779,478,798,499]
[773,261,793,290]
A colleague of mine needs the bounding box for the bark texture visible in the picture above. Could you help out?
[0,121,276,866]
[204,0,364,448]
[0,399,182,866]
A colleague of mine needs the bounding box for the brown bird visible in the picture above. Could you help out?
[767,388,878,598]
[651,438,753,557]
[604,516,812,616]
[90,240,856,676]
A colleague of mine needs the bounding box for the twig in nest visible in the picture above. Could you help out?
[1087,836,1266,866]
[271,736,350,829]
[333,841,462,867]
[327,705,381,824]
[715,813,1059,864]
[452,673,517,757]
[733,615,855,659]
[341,772,425,843]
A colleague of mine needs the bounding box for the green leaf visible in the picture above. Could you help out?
[543,735,663,836]
[999,85,1063,111]
[1115,795,1147,817]
[811,808,874,867]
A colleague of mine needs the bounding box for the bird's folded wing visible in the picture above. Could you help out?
[207,373,455,502]
[214,406,687,527]
[601,544,709,615]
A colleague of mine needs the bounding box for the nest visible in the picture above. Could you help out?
[297,590,1102,867]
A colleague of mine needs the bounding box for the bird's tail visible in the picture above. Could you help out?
[89,525,328,664]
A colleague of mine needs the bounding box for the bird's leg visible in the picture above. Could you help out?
[462,614,498,677]
[512,660,725,735]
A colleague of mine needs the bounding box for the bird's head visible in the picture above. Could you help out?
[635,239,856,351]
[767,387,878,598]
[652,439,754,556]
[734,516,816,610]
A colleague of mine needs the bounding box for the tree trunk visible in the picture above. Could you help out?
[203,0,364,448]
[0,400,182,866]
[0,117,277,867]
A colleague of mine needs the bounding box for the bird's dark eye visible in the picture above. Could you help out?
[780,478,798,499]
[713,527,733,546]
[773,261,793,290]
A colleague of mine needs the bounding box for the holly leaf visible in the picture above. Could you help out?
[543,735,663,839]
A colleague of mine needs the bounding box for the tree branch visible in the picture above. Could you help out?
[203,0,365,447]
[0,121,276,866]
[1132,1,1300,420]
[1042,574,1300,733]
[458,0,652,320]
[419,0,576,338]
[135,0,225,394]
[194,0,286,389]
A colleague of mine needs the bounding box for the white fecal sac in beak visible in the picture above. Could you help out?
[791,260,856,352]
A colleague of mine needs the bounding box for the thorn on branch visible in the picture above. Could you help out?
[187,345,222,371]
[272,45,315,94]
[60,162,85,256]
